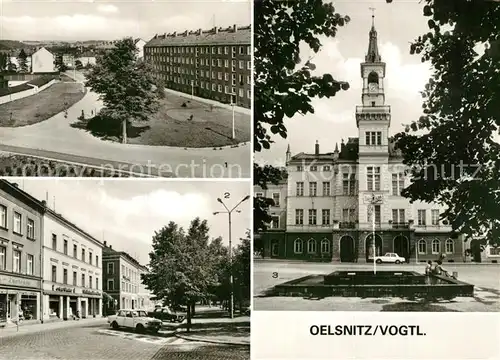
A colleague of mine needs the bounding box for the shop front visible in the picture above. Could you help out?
[82,289,102,318]
[43,285,80,321]
[0,273,42,325]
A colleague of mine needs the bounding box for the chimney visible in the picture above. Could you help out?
[340,138,345,152]
[109,245,112,249]
[103,241,107,247]
[12,183,18,188]
[198,28,202,35]
[214,26,218,34]
[315,140,319,155]
[173,32,177,37]
[41,200,47,207]
[233,24,237,32]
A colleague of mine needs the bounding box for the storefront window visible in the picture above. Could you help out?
[0,294,6,322]
[20,295,37,320]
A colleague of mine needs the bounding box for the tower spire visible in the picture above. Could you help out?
[366,7,381,62]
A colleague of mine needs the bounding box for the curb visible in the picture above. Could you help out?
[174,331,250,347]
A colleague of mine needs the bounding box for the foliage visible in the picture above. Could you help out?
[17,49,29,73]
[232,230,251,302]
[141,218,223,331]
[75,60,83,70]
[253,0,350,233]
[54,54,68,72]
[85,37,160,143]
[391,0,500,246]
[7,59,17,72]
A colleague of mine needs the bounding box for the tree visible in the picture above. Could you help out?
[54,53,67,73]
[232,230,251,310]
[0,53,8,71]
[17,49,29,73]
[75,59,83,70]
[390,0,500,246]
[85,37,160,143]
[253,0,350,231]
[7,58,17,73]
[141,218,221,332]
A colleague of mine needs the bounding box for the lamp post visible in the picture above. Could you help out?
[213,195,250,319]
[364,193,383,274]
[231,94,235,139]
[191,80,194,100]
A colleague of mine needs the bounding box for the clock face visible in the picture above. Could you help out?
[368,83,378,91]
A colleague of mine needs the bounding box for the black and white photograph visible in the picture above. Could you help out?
[0,0,251,178]
[254,0,500,315]
[0,178,250,359]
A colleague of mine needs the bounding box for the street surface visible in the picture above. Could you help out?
[254,260,500,312]
[0,71,249,178]
[0,322,249,360]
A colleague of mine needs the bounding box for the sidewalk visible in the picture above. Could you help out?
[0,317,106,338]
[255,257,500,265]
[174,307,250,346]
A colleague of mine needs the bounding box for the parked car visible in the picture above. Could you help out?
[107,309,162,333]
[374,253,406,264]
[148,307,185,323]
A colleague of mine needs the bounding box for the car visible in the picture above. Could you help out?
[147,307,185,323]
[374,253,406,264]
[107,309,162,333]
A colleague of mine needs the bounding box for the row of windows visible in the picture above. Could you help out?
[365,131,382,146]
[293,208,444,226]
[51,234,99,267]
[149,57,251,71]
[0,205,36,239]
[291,238,456,255]
[105,262,140,284]
[51,265,99,289]
[0,246,34,274]
[103,279,139,294]
[146,45,251,56]
[293,172,404,196]
[152,68,251,85]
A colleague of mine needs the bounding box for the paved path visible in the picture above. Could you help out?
[254,261,500,312]
[0,72,249,178]
[0,321,249,359]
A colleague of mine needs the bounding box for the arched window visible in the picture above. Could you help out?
[445,239,454,254]
[432,239,441,254]
[321,239,330,253]
[368,71,379,84]
[418,239,427,254]
[307,239,317,254]
[294,239,303,254]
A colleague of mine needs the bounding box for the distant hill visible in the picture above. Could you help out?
[0,40,33,50]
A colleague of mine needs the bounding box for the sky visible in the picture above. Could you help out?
[256,0,433,167]
[0,0,251,41]
[12,178,251,265]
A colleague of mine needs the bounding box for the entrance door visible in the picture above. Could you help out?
[393,236,409,260]
[340,236,356,262]
[470,239,482,262]
[271,240,279,257]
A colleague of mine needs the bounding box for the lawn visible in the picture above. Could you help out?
[0,82,86,127]
[74,93,251,148]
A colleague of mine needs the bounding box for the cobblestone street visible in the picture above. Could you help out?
[0,323,249,360]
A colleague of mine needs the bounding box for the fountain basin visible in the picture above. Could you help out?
[274,271,474,299]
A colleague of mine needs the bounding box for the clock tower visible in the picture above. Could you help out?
[356,12,390,155]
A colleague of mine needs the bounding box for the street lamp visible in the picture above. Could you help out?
[191,80,194,100]
[231,94,235,140]
[364,193,383,274]
[213,195,250,319]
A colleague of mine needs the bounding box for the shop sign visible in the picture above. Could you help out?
[0,275,40,289]
[82,289,101,296]
[53,286,74,293]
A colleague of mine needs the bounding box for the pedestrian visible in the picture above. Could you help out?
[425,260,433,275]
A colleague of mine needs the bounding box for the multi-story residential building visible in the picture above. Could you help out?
[0,180,44,325]
[42,208,103,321]
[144,24,251,108]
[102,242,148,313]
[62,54,75,68]
[77,52,97,67]
[255,21,464,263]
[137,267,154,310]
[135,39,146,60]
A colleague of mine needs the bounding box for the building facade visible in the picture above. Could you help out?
[102,242,148,313]
[255,21,464,264]
[144,24,251,108]
[31,47,56,74]
[0,181,44,325]
[42,209,103,321]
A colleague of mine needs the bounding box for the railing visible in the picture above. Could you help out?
[355,105,391,113]
[391,222,410,229]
